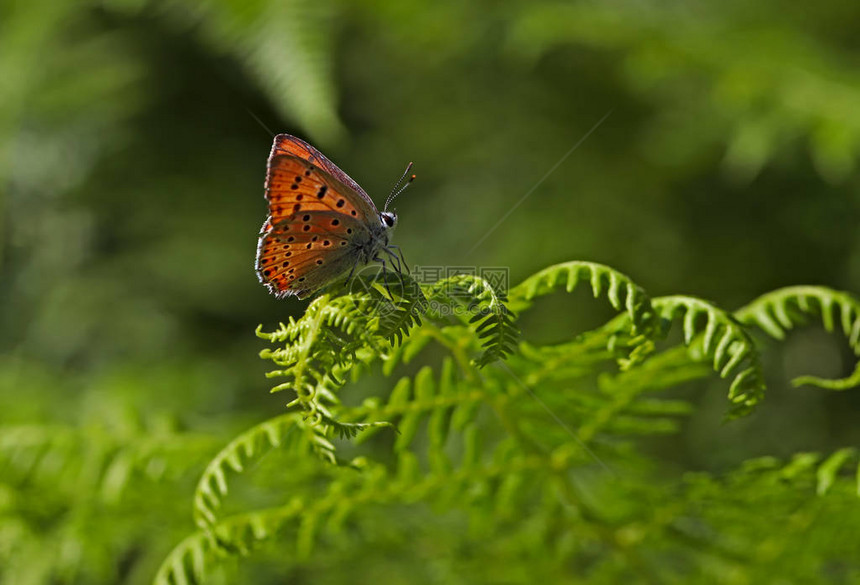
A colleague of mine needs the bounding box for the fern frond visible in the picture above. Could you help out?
[504,340,700,451]
[509,261,656,335]
[815,448,857,496]
[0,425,77,482]
[258,277,428,418]
[156,502,307,585]
[427,273,519,366]
[191,409,399,535]
[0,423,213,504]
[735,286,860,390]
[257,294,384,413]
[347,359,487,457]
[690,448,860,498]
[255,281,429,465]
[323,417,394,441]
[381,327,435,376]
[360,273,428,345]
[653,295,766,417]
[193,414,306,529]
[153,530,211,585]
[170,261,860,582]
[159,442,557,584]
[579,346,703,441]
[677,448,860,577]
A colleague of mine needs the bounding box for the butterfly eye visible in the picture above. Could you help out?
[381,212,397,228]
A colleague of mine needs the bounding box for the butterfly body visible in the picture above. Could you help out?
[255,134,402,299]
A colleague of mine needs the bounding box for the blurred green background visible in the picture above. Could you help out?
[3,0,860,583]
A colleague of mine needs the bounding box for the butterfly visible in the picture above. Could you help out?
[255,134,413,299]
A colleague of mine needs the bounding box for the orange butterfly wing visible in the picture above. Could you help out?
[255,147,381,298]
[270,134,377,211]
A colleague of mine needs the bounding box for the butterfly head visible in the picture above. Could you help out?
[380,211,397,229]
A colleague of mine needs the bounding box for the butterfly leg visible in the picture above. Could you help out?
[381,247,407,293]
[346,255,362,284]
[382,246,402,274]
[387,244,410,275]
[373,255,396,300]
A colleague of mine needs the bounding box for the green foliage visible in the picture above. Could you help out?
[652,295,766,417]
[736,286,860,389]
[104,0,343,142]
[153,263,860,584]
[506,1,860,183]
[509,261,655,333]
[0,409,218,585]
[4,1,860,584]
[427,273,520,366]
[254,274,431,424]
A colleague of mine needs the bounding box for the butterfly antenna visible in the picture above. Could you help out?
[384,162,415,212]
